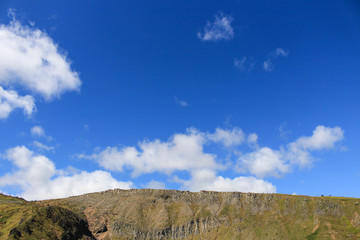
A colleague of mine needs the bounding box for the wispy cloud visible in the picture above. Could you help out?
[263,48,289,72]
[174,96,188,107]
[146,180,166,189]
[30,126,53,141]
[278,122,291,140]
[234,57,256,72]
[32,141,55,152]
[197,12,234,42]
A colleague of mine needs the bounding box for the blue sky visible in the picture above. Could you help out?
[0,0,359,200]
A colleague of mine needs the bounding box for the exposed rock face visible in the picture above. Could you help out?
[110,216,219,239]
[1,189,360,239]
[52,189,360,239]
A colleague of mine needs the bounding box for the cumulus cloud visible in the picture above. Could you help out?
[238,126,344,178]
[239,147,290,178]
[197,12,234,42]
[263,48,289,72]
[0,146,132,200]
[29,171,132,201]
[207,127,245,147]
[80,125,343,194]
[247,133,258,144]
[0,86,35,119]
[0,126,342,198]
[195,176,275,193]
[0,10,81,118]
[30,125,45,137]
[179,168,275,193]
[81,127,278,193]
[287,125,344,167]
[82,128,219,176]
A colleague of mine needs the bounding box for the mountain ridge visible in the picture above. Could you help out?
[1,189,360,239]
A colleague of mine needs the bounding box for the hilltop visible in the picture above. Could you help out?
[1,189,360,239]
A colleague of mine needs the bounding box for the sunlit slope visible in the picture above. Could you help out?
[51,189,360,240]
[0,194,94,240]
[1,189,360,239]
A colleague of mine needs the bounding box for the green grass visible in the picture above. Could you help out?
[306,228,320,240]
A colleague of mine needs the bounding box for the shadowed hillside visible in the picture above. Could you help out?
[1,189,360,239]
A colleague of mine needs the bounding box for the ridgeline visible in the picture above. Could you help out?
[1,189,359,239]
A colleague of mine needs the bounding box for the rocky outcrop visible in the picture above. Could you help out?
[110,216,219,239]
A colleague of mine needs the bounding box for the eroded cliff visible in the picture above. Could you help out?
[1,189,360,239]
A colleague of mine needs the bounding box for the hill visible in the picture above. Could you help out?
[1,189,360,239]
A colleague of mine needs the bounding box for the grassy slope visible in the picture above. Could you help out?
[0,194,94,240]
[50,189,360,240]
[1,190,360,239]
[0,194,30,239]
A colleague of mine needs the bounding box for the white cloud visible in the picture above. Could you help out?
[81,127,247,177]
[179,168,275,193]
[208,127,245,147]
[30,125,53,141]
[27,170,132,200]
[247,133,258,144]
[263,60,273,72]
[0,14,81,99]
[275,48,289,57]
[198,176,275,193]
[174,96,188,107]
[238,126,344,178]
[0,10,81,118]
[32,141,55,152]
[278,122,291,140]
[146,180,166,189]
[291,125,343,151]
[263,48,289,72]
[0,146,132,200]
[80,125,344,194]
[197,12,234,42]
[287,125,344,167]
[234,57,255,72]
[234,57,247,70]
[30,125,45,137]
[0,86,35,119]
[82,127,276,193]
[239,147,290,178]
[83,128,219,177]
[0,146,56,188]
